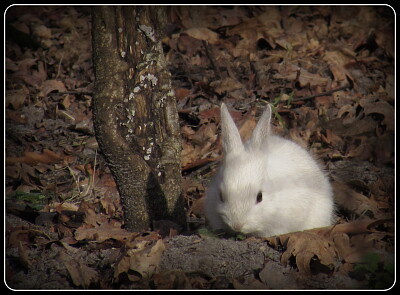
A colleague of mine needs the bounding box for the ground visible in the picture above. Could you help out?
[5,6,394,290]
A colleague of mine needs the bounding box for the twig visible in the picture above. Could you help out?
[55,54,63,80]
[291,82,352,102]
[49,91,93,96]
[202,40,221,80]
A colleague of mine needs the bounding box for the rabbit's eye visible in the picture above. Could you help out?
[219,192,224,202]
[256,192,263,203]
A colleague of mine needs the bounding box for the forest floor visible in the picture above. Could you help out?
[5,6,395,290]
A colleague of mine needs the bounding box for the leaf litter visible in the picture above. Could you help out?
[5,6,394,290]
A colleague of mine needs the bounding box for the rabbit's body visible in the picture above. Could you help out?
[204,104,334,237]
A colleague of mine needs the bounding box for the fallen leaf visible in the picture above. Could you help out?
[279,231,339,274]
[323,50,353,86]
[100,196,118,216]
[198,106,220,123]
[190,123,217,146]
[18,241,32,269]
[189,197,204,217]
[60,251,98,288]
[50,202,80,213]
[323,116,377,137]
[6,88,29,109]
[271,63,329,87]
[374,133,394,164]
[39,80,67,97]
[152,270,192,289]
[114,239,166,281]
[332,232,352,262]
[210,77,243,95]
[181,141,197,168]
[360,99,394,131]
[6,149,64,166]
[16,58,38,75]
[175,87,191,101]
[6,57,18,71]
[74,221,136,243]
[183,27,219,44]
[238,107,257,142]
[331,218,394,235]
[8,228,52,248]
[332,182,384,219]
[227,8,283,41]
[33,24,52,39]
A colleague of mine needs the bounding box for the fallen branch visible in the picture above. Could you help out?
[291,81,352,102]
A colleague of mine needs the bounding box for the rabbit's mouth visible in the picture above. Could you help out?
[223,221,258,237]
[231,222,245,234]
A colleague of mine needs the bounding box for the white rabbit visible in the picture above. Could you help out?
[204,103,334,237]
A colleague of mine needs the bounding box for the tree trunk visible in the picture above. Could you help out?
[91,6,185,232]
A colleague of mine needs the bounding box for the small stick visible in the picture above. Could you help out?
[49,91,93,96]
[202,40,221,80]
[291,82,352,102]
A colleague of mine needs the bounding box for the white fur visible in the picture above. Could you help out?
[204,103,334,237]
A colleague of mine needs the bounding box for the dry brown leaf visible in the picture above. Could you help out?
[49,202,80,213]
[152,270,192,289]
[175,87,191,101]
[6,57,19,71]
[210,77,243,95]
[16,58,38,75]
[6,149,64,166]
[272,63,329,87]
[190,124,217,145]
[6,88,29,109]
[36,60,48,82]
[181,141,197,168]
[330,218,393,235]
[39,80,67,97]
[332,182,383,219]
[279,231,339,274]
[332,232,352,261]
[324,115,377,137]
[374,133,394,164]
[100,196,118,216]
[33,24,52,39]
[360,99,394,131]
[184,27,219,44]
[323,50,354,86]
[181,121,218,168]
[74,221,135,243]
[114,239,166,281]
[189,197,204,217]
[226,7,284,61]
[237,108,257,143]
[288,128,311,149]
[198,106,220,124]
[83,207,107,227]
[181,126,196,138]
[60,251,98,288]
[18,241,32,269]
[228,8,282,41]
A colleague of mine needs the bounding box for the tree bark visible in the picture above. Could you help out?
[91,6,185,232]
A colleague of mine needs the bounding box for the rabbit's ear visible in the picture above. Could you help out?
[250,104,272,149]
[220,103,244,154]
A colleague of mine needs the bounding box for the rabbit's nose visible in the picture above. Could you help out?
[232,223,243,233]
